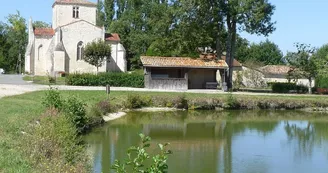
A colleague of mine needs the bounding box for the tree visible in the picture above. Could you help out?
[217,0,276,89]
[96,0,106,27]
[285,43,317,94]
[83,39,111,73]
[104,0,115,28]
[33,21,51,28]
[4,11,27,73]
[239,39,283,65]
[313,44,328,75]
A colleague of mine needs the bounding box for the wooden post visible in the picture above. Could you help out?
[106,85,110,100]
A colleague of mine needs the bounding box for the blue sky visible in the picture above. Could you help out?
[1,0,327,54]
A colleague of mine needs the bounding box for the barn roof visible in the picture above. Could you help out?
[140,56,228,69]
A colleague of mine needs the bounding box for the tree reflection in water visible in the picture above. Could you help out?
[85,110,328,173]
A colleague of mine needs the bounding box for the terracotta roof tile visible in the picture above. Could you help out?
[259,65,292,75]
[140,56,228,69]
[105,33,120,41]
[53,0,97,7]
[220,56,242,67]
[34,28,55,37]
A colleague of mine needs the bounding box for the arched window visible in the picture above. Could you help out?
[77,41,84,60]
[38,45,43,61]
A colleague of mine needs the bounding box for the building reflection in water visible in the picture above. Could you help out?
[85,111,328,173]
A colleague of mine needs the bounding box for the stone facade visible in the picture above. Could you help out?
[25,0,126,76]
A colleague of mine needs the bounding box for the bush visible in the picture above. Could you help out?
[42,87,63,109]
[24,115,88,172]
[111,134,172,173]
[174,95,188,109]
[124,94,152,109]
[225,93,240,109]
[63,97,88,134]
[66,72,144,88]
[271,82,308,93]
[96,100,111,115]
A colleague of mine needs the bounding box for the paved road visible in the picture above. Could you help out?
[0,74,30,84]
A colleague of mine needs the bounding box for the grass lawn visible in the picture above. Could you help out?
[0,90,327,172]
[23,75,66,85]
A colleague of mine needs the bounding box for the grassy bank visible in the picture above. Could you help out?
[0,90,328,172]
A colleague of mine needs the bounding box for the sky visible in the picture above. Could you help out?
[1,0,328,54]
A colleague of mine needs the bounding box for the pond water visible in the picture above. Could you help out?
[85,110,328,173]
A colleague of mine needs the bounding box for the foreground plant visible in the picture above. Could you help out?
[111,134,172,173]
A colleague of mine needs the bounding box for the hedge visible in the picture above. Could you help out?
[316,75,328,88]
[271,82,308,93]
[66,72,144,88]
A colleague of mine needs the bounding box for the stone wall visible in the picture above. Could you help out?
[52,4,96,29]
[61,20,106,74]
[148,78,188,90]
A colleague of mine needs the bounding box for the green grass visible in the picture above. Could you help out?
[23,76,66,85]
[0,90,327,172]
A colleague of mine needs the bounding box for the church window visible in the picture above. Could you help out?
[77,41,84,60]
[73,6,79,18]
[38,45,43,61]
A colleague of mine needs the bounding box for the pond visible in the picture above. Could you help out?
[85,110,328,173]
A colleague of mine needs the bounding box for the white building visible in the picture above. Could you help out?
[25,0,127,76]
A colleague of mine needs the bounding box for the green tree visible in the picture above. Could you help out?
[218,0,276,89]
[239,39,283,65]
[83,39,111,73]
[96,0,106,27]
[285,43,317,94]
[33,21,51,28]
[313,44,328,75]
[4,11,27,73]
[104,0,115,28]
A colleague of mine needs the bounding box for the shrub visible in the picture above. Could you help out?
[111,134,172,173]
[23,115,88,172]
[42,87,63,109]
[124,94,152,109]
[225,93,240,109]
[174,95,188,109]
[96,100,111,114]
[63,97,88,134]
[271,82,308,93]
[66,72,144,88]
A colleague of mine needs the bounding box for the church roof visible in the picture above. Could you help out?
[53,0,97,7]
[34,28,55,37]
[105,33,121,42]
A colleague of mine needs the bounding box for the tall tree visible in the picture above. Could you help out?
[238,39,283,65]
[96,0,106,27]
[104,0,115,28]
[218,0,276,89]
[285,43,317,94]
[313,44,328,75]
[5,12,27,73]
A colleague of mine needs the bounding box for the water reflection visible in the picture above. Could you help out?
[85,111,328,173]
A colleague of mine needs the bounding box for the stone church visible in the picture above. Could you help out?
[25,0,127,76]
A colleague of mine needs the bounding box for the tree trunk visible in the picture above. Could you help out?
[308,78,312,94]
[225,18,237,90]
[96,67,99,75]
